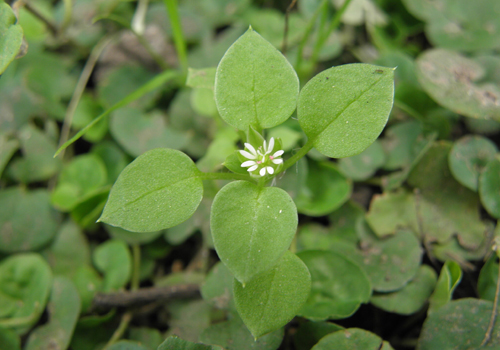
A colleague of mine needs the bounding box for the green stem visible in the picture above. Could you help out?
[295,0,328,71]
[131,244,141,291]
[103,312,132,349]
[310,0,352,67]
[198,172,253,182]
[282,139,315,172]
[60,0,73,35]
[163,0,188,73]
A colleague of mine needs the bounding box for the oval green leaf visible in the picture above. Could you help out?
[99,148,203,232]
[0,253,52,334]
[158,335,223,350]
[25,277,81,350]
[214,28,299,130]
[233,251,311,338]
[295,160,352,217]
[418,298,500,350]
[297,64,394,158]
[311,328,394,350]
[338,140,386,181]
[0,187,60,253]
[449,135,498,191]
[297,250,371,321]
[211,180,298,283]
[0,2,23,75]
[428,260,462,314]
[479,156,500,219]
[93,239,131,292]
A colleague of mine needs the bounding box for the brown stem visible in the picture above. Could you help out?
[92,284,200,309]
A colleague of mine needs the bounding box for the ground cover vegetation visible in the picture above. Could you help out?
[1,0,500,349]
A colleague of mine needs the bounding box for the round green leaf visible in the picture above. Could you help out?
[0,187,60,253]
[7,124,62,183]
[449,135,498,192]
[51,154,108,212]
[416,49,500,121]
[297,250,371,321]
[201,262,235,311]
[297,64,394,158]
[295,160,352,217]
[128,327,163,350]
[380,121,423,171]
[93,239,131,292]
[479,156,500,219]
[233,251,311,338]
[293,321,344,350]
[214,28,299,130]
[338,140,386,181]
[0,253,52,334]
[110,107,189,157]
[370,265,437,315]
[311,328,394,350]
[107,340,149,350]
[106,225,163,245]
[418,298,500,349]
[199,315,284,350]
[0,2,23,75]
[99,148,203,232]
[25,277,81,350]
[211,180,298,283]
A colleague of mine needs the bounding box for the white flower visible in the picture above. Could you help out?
[239,137,284,177]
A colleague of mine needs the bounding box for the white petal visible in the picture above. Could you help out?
[248,165,258,172]
[239,150,257,159]
[241,160,256,167]
[266,166,274,175]
[259,167,266,176]
[267,137,275,154]
[272,150,284,157]
[272,158,283,164]
[244,143,258,156]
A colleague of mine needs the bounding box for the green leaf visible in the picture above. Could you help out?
[293,321,344,350]
[214,28,299,130]
[428,260,462,314]
[93,240,131,292]
[211,180,298,283]
[408,142,487,250]
[55,70,178,157]
[478,256,498,302]
[380,121,423,171]
[199,315,284,350]
[338,140,386,181]
[0,133,19,178]
[0,327,20,350]
[233,251,311,338]
[186,67,217,89]
[51,154,108,212]
[0,253,52,334]
[401,0,500,51]
[92,141,131,184]
[201,262,235,311]
[25,277,81,350]
[479,156,500,219]
[72,266,102,313]
[0,187,60,253]
[0,2,23,75]
[158,335,223,350]
[163,300,212,343]
[366,189,419,238]
[311,328,394,350]
[416,49,500,121]
[370,265,437,315]
[110,107,189,157]
[107,226,163,245]
[348,228,423,292]
[99,148,203,232]
[128,327,163,350]
[418,299,500,349]
[295,160,352,217]
[7,124,61,183]
[449,135,498,191]
[41,220,91,278]
[297,250,371,321]
[297,64,394,158]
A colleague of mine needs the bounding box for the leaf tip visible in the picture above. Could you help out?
[248,25,253,31]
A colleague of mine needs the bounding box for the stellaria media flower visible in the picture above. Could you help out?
[240,137,284,176]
